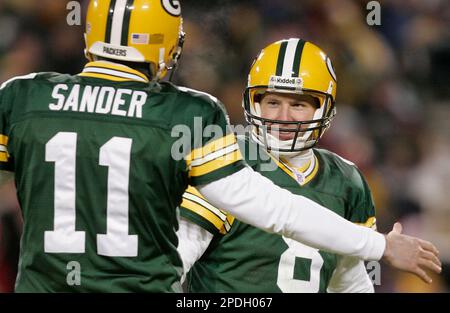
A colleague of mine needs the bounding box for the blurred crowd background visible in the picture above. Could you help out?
[0,0,449,292]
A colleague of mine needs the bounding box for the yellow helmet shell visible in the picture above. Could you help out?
[248,39,337,101]
[85,0,184,79]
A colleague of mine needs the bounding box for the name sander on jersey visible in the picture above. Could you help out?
[49,84,148,118]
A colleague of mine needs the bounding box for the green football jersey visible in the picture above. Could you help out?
[0,61,245,292]
[181,136,377,293]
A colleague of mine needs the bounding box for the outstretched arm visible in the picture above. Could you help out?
[197,167,441,283]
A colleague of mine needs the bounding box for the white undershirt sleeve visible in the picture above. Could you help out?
[327,256,375,293]
[176,216,214,283]
[197,167,385,261]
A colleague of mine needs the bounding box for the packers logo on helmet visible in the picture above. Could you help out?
[243,38,337,155]
[85,0,185,80]
[161,0,181,16]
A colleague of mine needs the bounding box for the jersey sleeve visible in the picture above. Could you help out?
[185,102,246,186]
[349,169,377,230]
[0,83,13,172]
[180,185,235,236]
[0,73,37,172]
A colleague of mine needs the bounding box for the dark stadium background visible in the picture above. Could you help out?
[0,0,449,292]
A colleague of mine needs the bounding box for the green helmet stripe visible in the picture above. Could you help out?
[121,0,135,46]
[105,0,117,43]
[292,39,305,77]
[276,41,288,76]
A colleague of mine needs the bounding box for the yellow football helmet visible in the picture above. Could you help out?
[84,0,185,80]
[244,38,337,154]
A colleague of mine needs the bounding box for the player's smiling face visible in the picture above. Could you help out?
[260,92,318,141]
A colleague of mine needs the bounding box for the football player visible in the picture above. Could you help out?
[177,39,441,292]
[0,2,440,292]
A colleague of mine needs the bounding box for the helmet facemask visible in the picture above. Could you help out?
[243,85,336,157]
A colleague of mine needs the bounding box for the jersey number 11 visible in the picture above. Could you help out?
[44,132,138,257]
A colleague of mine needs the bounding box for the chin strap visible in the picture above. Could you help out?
[168,30,186,82]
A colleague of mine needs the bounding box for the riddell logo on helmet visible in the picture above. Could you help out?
[268,76,303,90]
[272,77,296,84]
[103,47,127,57]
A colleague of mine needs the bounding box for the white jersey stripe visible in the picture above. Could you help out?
[178,86,219,103]
[190,143,239,167]
[82,67,147,82]
[0,73,37,90]
[184,192,228,221]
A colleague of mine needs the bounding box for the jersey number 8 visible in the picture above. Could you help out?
[277,237,324,292]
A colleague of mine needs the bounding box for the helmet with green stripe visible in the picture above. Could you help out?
[243,38,337,155]
[84,0,185,80]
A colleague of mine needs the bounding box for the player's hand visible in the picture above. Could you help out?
[382,222,442,283]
